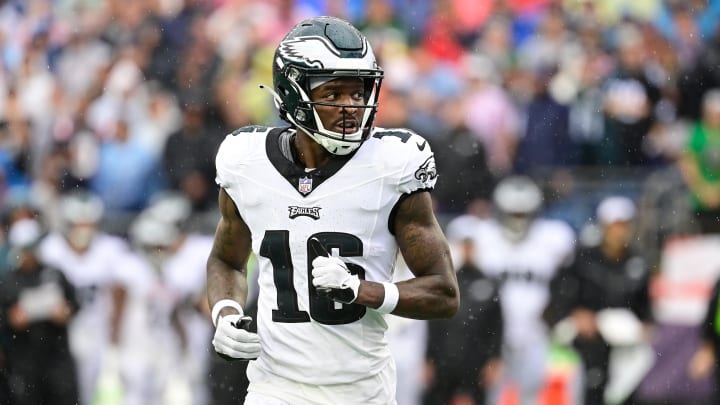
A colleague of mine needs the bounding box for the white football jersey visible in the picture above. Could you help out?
[471,218,575,347]
[39,232,132,334]
[119,235,214,405]
[215,125,437,385]
[38,232,134,404]
[121,234,214,350]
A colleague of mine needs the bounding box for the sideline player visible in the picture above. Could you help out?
[206,16,459,405]
[473,176,576,404]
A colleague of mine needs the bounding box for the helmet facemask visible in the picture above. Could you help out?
[297,71,381,155]
[59,191,104,251]
[492,176,543,243]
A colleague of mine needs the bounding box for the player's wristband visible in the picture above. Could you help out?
[376,282,399,314]
[211,299,244,327]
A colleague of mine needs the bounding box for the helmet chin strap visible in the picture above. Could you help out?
[305,126,361,156]
[300,127,355,156]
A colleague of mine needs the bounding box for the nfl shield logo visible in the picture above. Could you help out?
[298,176,313,194]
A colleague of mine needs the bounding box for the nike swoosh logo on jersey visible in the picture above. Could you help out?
[416,141,427,151]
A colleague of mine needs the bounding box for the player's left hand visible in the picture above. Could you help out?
[311,256,360,304]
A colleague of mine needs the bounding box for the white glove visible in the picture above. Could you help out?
[212,314,260,360]
[311,256,360,304]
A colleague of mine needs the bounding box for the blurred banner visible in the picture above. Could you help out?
[651,235,720,325]
[634,235,720,403]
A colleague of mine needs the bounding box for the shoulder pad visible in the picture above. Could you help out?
[372,128,420,144]
[369,127,437,193]
[231,125,271,136]
[371,127,432,153]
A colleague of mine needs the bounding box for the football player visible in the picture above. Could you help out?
[37,190,132,405]
[207,16,459,404]
[123,194,215,405]
[472,175,576,405]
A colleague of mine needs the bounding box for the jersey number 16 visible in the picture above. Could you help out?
[260,230,367,325]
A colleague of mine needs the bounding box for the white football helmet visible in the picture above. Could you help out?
[59,190,104,250]
[492,175,543,242]
[128,193,191,269]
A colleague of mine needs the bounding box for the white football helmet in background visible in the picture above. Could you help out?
[492,175,543,242]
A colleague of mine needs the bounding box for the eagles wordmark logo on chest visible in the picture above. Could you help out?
[288,206,322,220]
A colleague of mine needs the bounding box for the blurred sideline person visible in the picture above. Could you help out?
[0,350,9,405]
[124,193,214,405]
[677,88,720,234]
[472,175,576,405]
[546,196,652,405]
[207,16,459,404]
[386,255,430,405]
[37,190,131,405]
[424,214,503,405]
[0,218,79,405]
[689,277,720,402]
[0,334,9,405]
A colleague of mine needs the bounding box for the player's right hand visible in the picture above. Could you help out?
[212,314,261,360]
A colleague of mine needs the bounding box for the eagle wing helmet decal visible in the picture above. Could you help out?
[277,36,368,69]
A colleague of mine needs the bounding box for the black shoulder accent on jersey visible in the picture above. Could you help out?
[231,125,269,135]
[266,128,355,197]
[387,188,433,236]
[371,128,416,144]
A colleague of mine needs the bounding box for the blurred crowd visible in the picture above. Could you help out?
[2,0,720,404]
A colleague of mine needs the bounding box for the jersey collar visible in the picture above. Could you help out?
[266,127,356,197]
